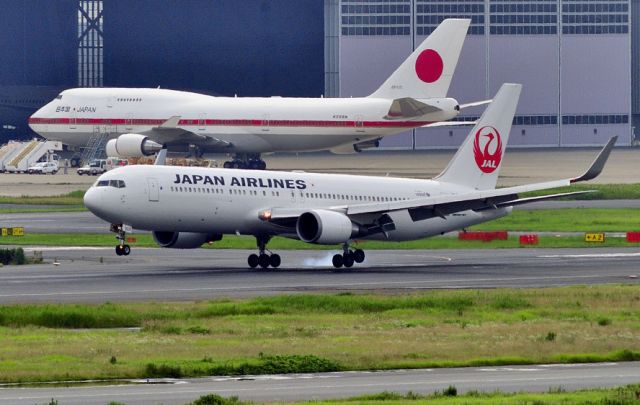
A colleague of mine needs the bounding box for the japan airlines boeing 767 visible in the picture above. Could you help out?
[83,84,615,269]
[29,19,485,169]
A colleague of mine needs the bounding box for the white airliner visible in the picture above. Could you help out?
[29,19,485,169]
[83,83,615,269]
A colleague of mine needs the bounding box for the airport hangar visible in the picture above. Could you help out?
[1,0,639,149]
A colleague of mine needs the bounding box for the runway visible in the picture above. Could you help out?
[2,199,640,234]
[0,247,637,303]
[0,362,638,405]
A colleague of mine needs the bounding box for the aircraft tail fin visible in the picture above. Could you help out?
[368,18,470,99]
[435,83,521,190]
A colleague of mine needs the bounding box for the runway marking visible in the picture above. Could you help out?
[0,273,627,299]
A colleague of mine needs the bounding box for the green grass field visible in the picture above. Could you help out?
[0,190,85,206]
[179,385,640,405]
[0,286,638,383]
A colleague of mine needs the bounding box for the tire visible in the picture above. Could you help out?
[122,245,131,256]
[332,254,343,268]
[115,245,123,256]
[247,253,259,268]
[353,249,365,263]
[258,253,270,268]
[258,160,266,170]
[223,161,231,169]
[269,254,281,268]
[343,253,354,268]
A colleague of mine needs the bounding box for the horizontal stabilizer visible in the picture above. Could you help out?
[459,99,492,109]
[422,120,476,128]
[385,98,441,120]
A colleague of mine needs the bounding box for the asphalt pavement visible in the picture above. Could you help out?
[0,362,638,405]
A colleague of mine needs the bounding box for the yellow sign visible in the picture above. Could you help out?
[585,232,605,243]
[11,227,24,236]
[1,227,24,237]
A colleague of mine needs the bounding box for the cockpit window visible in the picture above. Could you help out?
[55,94,63,100]
[109,180,126,188]
[96,179,126,188]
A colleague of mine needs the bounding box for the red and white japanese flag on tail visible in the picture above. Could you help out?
[435,83,522,191]
[368,18,470,100]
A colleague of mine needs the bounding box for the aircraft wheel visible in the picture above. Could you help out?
[247,253,259,268]
[269,254,281,268]
[353,249,365,263]
[115,245,123,256]
[258,160,266,170]
[258,253,271,268]
[122,245,131,256]
[332,254,343,268]
[223,161,231,169]
[343,253,355,268]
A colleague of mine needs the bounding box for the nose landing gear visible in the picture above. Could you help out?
[332,243,365,269]
[111,224,131,256]
[248,235,281,269]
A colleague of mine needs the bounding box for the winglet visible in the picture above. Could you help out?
[158,116,181,128]
[570,136,617,183]
[154,148,168,166]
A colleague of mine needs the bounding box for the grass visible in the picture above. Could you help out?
[294,384,640,405]
[0,285,638,383]
[520,183,640,200]
[0,232,638,250]
[0,206,86,214]
[0,190,85,206]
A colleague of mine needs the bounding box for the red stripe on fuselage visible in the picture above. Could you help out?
[28,117,432,128]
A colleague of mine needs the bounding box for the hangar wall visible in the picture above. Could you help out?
[337,0,633,148]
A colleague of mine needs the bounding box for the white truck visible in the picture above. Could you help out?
[77,159,108,176]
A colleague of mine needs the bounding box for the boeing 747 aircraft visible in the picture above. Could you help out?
[29,19,486,169]
[83,84,615,269]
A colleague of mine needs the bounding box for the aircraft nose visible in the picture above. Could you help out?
[83,187,102,215]
[28,105,46,131]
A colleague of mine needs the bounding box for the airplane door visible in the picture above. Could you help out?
[198,113,206,131]
[69,111,77,129]
[261,114,270,132]
[147,178,159,202]
[107,96,114,108]
[125,114,133,131]
[354,115,365,133]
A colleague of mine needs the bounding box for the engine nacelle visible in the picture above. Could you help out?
[106,134,162,158]
[296,210,359,245]
[152,231,222,249]
[354,138,381,153]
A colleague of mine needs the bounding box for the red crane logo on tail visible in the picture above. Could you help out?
[473,126,502,173]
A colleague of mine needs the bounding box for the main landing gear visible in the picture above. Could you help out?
[111,224,131,256]
[332,243,365,269]
[248,235,280,269]
[223,153,267,170]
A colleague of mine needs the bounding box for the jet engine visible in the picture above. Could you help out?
[353,138,381,152]
[152,231,222,249]
[296,210,360,244]
[106,134,163,158]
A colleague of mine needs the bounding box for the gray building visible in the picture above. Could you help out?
[326,0,634,148]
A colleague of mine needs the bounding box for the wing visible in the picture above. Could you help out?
[261,136,616,236]
[140,116,231,149]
